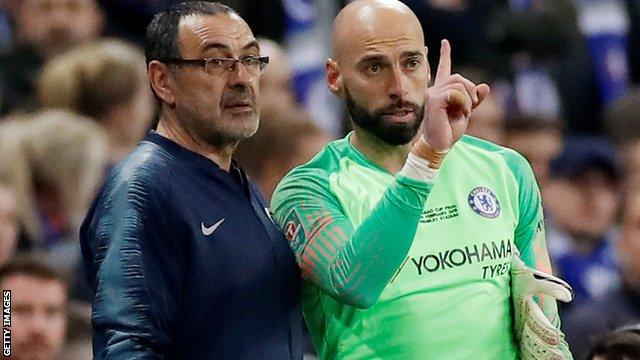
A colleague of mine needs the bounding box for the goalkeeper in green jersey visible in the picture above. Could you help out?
[271,0,574,359]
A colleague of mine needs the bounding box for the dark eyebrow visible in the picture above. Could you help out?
[402,51,424,58]
[201,40,260,54]
[357,54,389,65]
[202,42,230,52]
[243,40,260,52]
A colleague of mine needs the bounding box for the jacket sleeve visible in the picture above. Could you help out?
[81,177,186,359]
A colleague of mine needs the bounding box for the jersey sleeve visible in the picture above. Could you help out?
[505,150,573,358]
[80,176,186,359]
[271,167,433,309]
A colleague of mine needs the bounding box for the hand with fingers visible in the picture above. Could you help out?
[411,39,491,169]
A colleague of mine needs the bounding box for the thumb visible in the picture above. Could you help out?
[528,269,574,303]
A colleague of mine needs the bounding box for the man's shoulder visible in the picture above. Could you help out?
[82,140,176,236]
[459,135,525,162]
[281,137,350,182]
[458,135,534,181]
[272,138,349,208]
[105,140,177,197]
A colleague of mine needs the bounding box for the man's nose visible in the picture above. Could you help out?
[226,61,254,89]
[49,6,71,28]
[388,66,408,100]
[26,312,51,334]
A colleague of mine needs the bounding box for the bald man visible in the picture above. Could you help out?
[271,0,573,359]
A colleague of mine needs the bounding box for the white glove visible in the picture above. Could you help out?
[511,253,574,360]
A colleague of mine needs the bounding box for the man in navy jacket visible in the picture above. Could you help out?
[80,2,302,358]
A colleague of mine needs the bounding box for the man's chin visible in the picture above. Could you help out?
[377,122,420,146]
[14,347,56,360]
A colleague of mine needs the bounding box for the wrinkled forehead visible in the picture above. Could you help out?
[334,4,424,64]
[178,13,258,57]
[25,0,96,8]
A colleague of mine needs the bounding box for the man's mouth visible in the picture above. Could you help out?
[223,99,254,113]
[382,107,414,122]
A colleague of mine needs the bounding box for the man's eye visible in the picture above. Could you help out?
[405,58,420,69]
[210,59,225,67]
[242,56,258,65]
[367,64,382,74]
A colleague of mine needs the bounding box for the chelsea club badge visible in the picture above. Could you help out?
[468,187,501,218]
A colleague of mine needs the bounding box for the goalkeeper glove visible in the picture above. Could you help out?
[511,253,574,360]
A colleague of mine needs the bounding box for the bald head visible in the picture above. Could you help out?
[326,0,430,146]
[332,0,423,62]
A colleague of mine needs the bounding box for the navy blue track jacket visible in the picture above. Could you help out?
[80,132,302,359]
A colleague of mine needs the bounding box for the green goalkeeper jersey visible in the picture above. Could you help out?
[271,134,562,359]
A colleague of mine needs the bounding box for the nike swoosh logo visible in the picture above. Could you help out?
[201,218,225,236]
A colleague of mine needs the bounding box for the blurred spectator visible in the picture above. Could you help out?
[0,110,108,250]
[38,38,153,163]
[283,0,343,136]
[563,192,640,359]
[405,0,604,134]
[97,0,286,46]
[0,1,14,53]
[494,0,600,135]
[503,115,563,189]
[60,301,92,360]
[604,87,640,187]
[403,0,500,74]
[628,0,640,84]
[586,326,640,360]
[465,92,504,145]
[544,137,622,306]
[257,38,298,117]
[0,0,104,115]
[0,256,68,360]
[575,0,632,106]
[461,67,505,145]
[0,181,18,266]
[234,109,330,201]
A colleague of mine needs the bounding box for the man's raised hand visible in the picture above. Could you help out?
[420,39,490,153]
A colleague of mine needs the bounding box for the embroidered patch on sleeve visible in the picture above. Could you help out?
[283,207,309,258]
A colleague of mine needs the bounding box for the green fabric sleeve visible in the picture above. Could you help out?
[504,150,574,359]
[272,169,433,308]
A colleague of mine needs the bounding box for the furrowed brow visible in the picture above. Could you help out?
[357,54,389,66]
[401,50,424,59]
[202,42,230,53]
[242,40,260,52]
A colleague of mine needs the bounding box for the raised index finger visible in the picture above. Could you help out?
[434,39,451,86]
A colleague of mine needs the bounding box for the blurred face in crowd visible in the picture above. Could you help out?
[623,140,640,189]
[505,129,562,189]
[618,194,640,290]
[466,93,504,145]
[0,185,18,266]
[258,39,297,116]
[1,274,67,360]
[15,0,102,58]
[114,76,154,151]
[261,130,331,200]
[545,169,619,241]
[163,13,261,147]
[327,0,429,145]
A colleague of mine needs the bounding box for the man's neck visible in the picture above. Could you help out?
[350,128,413,174]
[156,114,236,171]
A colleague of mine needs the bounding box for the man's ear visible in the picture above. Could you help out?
[326,58,344,98]
[148,60,176,107]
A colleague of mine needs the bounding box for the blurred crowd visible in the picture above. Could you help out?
[0,0,639,359]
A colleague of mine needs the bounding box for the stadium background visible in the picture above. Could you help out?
[0,0,639,359]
